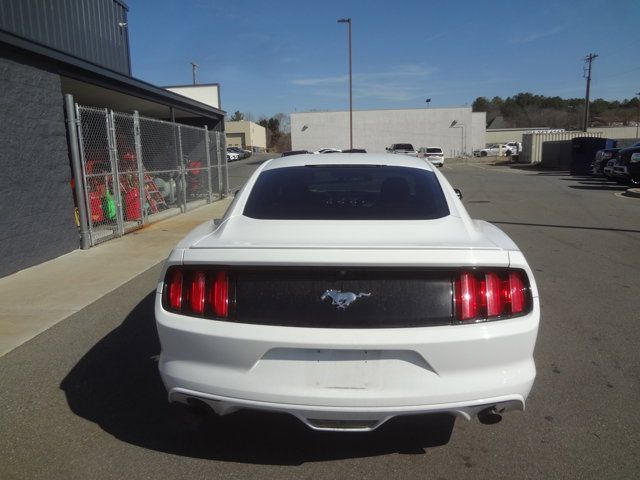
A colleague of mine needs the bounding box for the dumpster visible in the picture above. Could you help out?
[570,137,617,175]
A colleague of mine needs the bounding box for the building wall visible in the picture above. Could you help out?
[165,84,220,109]
[487,126,640,145]
[0,54,79,277]
[225,121,267,151]
[291,108,485,157]
[0,0,131,75]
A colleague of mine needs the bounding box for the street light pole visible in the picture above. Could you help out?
[338,18,353,149]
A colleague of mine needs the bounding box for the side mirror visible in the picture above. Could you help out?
[454,188,463,200]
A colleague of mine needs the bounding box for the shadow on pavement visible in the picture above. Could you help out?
[60,293,454,465]
[490,220,640,234]
[568,184,629,191]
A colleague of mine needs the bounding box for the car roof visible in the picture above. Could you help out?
[263,153,435,171]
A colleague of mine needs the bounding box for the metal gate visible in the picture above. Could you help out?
[74,104,228,246]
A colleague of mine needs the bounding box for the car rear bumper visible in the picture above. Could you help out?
[169,388,526,431]
[156,296,539,430]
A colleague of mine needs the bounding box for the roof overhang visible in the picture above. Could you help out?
[0,30,226,121]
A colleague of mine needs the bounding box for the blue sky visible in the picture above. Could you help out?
[129,0,640,118]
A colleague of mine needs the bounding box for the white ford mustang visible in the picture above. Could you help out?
[155,153,540,432]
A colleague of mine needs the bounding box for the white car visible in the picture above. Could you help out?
[386,143,417,156]
[155,153,540,432]
[314,148,342,154]
[417,146,445,167]
[477,144,518,157]
[226,151,240,162]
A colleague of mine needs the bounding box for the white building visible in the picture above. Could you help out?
[291,107,486,157]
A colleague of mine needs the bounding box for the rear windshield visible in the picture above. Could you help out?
[243,165,450,220]
[426,148,442,154]
[393,144,414,150]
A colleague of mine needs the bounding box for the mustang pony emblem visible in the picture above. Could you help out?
[320,289,371,309]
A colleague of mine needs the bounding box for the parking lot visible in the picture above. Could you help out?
[1,159,639,479]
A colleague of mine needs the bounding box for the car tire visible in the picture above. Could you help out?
[630,176,640,187]
[506,150,512,156]
[480,151,487,157]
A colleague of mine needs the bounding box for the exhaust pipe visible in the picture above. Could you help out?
[185,397,213,416]
[478,406,503,425]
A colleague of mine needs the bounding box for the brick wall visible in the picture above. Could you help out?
[0,52,79,277]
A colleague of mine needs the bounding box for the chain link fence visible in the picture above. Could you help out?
[75,104,228,246]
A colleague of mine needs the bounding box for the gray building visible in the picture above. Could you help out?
[291,107,486,156]
[0,0,225,277]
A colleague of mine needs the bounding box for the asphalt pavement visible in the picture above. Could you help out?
[1,159,639,479]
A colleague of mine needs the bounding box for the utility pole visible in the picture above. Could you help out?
[636,92,640,140]
[190,61,199,85]
[582,53,598,132]
[338,18,353,149]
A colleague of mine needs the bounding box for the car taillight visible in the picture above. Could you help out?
[168,269,183,310]
[190,271,206,314]
[164,268,229,318]
[211,271,229,317]
[455,270,530,322]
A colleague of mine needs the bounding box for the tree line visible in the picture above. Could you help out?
[472,93,640,129]
[228,111,291,152]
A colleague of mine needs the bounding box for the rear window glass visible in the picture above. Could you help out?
[243,165,450,220]
[393,144,414,150]
[426,148,442,154]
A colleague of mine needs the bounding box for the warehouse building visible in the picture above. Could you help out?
[225,121,267,152]
[0,0,226,277]
[291,107,486,156]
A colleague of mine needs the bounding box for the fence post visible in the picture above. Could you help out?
[220,132,229,197]
[75,104,95,246]
[215,132,223,196]
[177,124,186,213]
[204,126,213,203]
[64,95,90,250]
[106,110,125,236]
[133,111,146,224]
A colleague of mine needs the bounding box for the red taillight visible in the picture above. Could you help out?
[455,272,479,321]
[190,271,206,314]
[484,272,504,317]
[165,268,229,318]
[211,271,229,317]
[168,269,183,310]
[455,270,529,321]
[506,271,527,314]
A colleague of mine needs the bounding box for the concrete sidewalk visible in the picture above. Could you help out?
[0,198,233,357]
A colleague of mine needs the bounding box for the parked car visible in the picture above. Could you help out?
[505,142,522,155]
[603,157,618,179]
[476,144,516,157]
[590,148,620,176]
[281,150,310,157]
[629,152,640,187]
[314,148,342,154]
[343,148,367,153]
[417,147,445,167]
[227,147,251,159]
[613,145,640,186]
[155,153,540,432]
[386,143,417,156]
